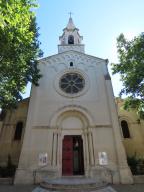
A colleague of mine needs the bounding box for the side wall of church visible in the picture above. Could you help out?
[0,99,29,166]
[116,98,144,158]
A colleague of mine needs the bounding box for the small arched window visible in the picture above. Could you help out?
[14,121,23,140]
[70,62,73,67]
[121,120,130,138]
[68,35,74,44]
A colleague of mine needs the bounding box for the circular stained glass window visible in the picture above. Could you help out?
[59,73,85,94]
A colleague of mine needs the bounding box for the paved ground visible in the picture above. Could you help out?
[0,184,144,192]
[0,184,35,192]
[112,184,144,192]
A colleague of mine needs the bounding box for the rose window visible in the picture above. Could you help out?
[59,73,85,94]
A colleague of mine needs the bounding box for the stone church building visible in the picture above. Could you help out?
[1,17,144,184]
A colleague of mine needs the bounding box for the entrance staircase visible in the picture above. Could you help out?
[32,177,117,192]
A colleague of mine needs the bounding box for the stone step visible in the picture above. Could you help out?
[39,177,107,191]
[0,177,13,185]
[33,186,117,192]
[40,183,106,191]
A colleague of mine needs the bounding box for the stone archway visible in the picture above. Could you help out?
[49,107,95,177]
[49,105,95,128]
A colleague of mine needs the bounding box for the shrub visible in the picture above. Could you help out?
[127,155,144,175]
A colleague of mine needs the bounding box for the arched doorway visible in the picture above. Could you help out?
[62,135,84,176]
[50,106,95,177]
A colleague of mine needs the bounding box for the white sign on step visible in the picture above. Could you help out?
[98,152,108,165]
[38,153,48,166]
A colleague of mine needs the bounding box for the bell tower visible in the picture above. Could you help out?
[58,16,85,53]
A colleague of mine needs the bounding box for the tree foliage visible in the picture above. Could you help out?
[112,33,144,118]
[0,0,43,109]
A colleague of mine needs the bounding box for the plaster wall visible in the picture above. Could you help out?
[117,99,144,157]
[0,99,28,165]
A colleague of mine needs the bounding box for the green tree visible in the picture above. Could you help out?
[0,0,43,109]
[112,33,144,118]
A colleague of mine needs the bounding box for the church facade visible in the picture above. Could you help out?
[0,17,138,184]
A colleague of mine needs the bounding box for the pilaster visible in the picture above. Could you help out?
[104,78,133,184]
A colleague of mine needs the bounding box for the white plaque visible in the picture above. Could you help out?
[98,152,108,165]
[38,153,48,166]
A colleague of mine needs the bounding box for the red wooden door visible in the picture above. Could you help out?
[62,136,73,175]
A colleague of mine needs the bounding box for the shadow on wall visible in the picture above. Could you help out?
[0,155,16,178]
[127,154,144,175]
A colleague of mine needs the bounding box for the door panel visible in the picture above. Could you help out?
[73,136,84,175]
[62,135,84,176]
[62,136,73,175]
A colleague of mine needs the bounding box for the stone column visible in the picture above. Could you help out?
[52,132,58,167]
[83,131,90,175]
[88,131,95,166]
[57,132,60,165]
[82,133,87,173]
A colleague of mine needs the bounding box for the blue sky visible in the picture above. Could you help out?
[23,0,144,98]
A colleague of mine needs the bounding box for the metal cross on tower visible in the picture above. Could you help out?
[68,12,73,18]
